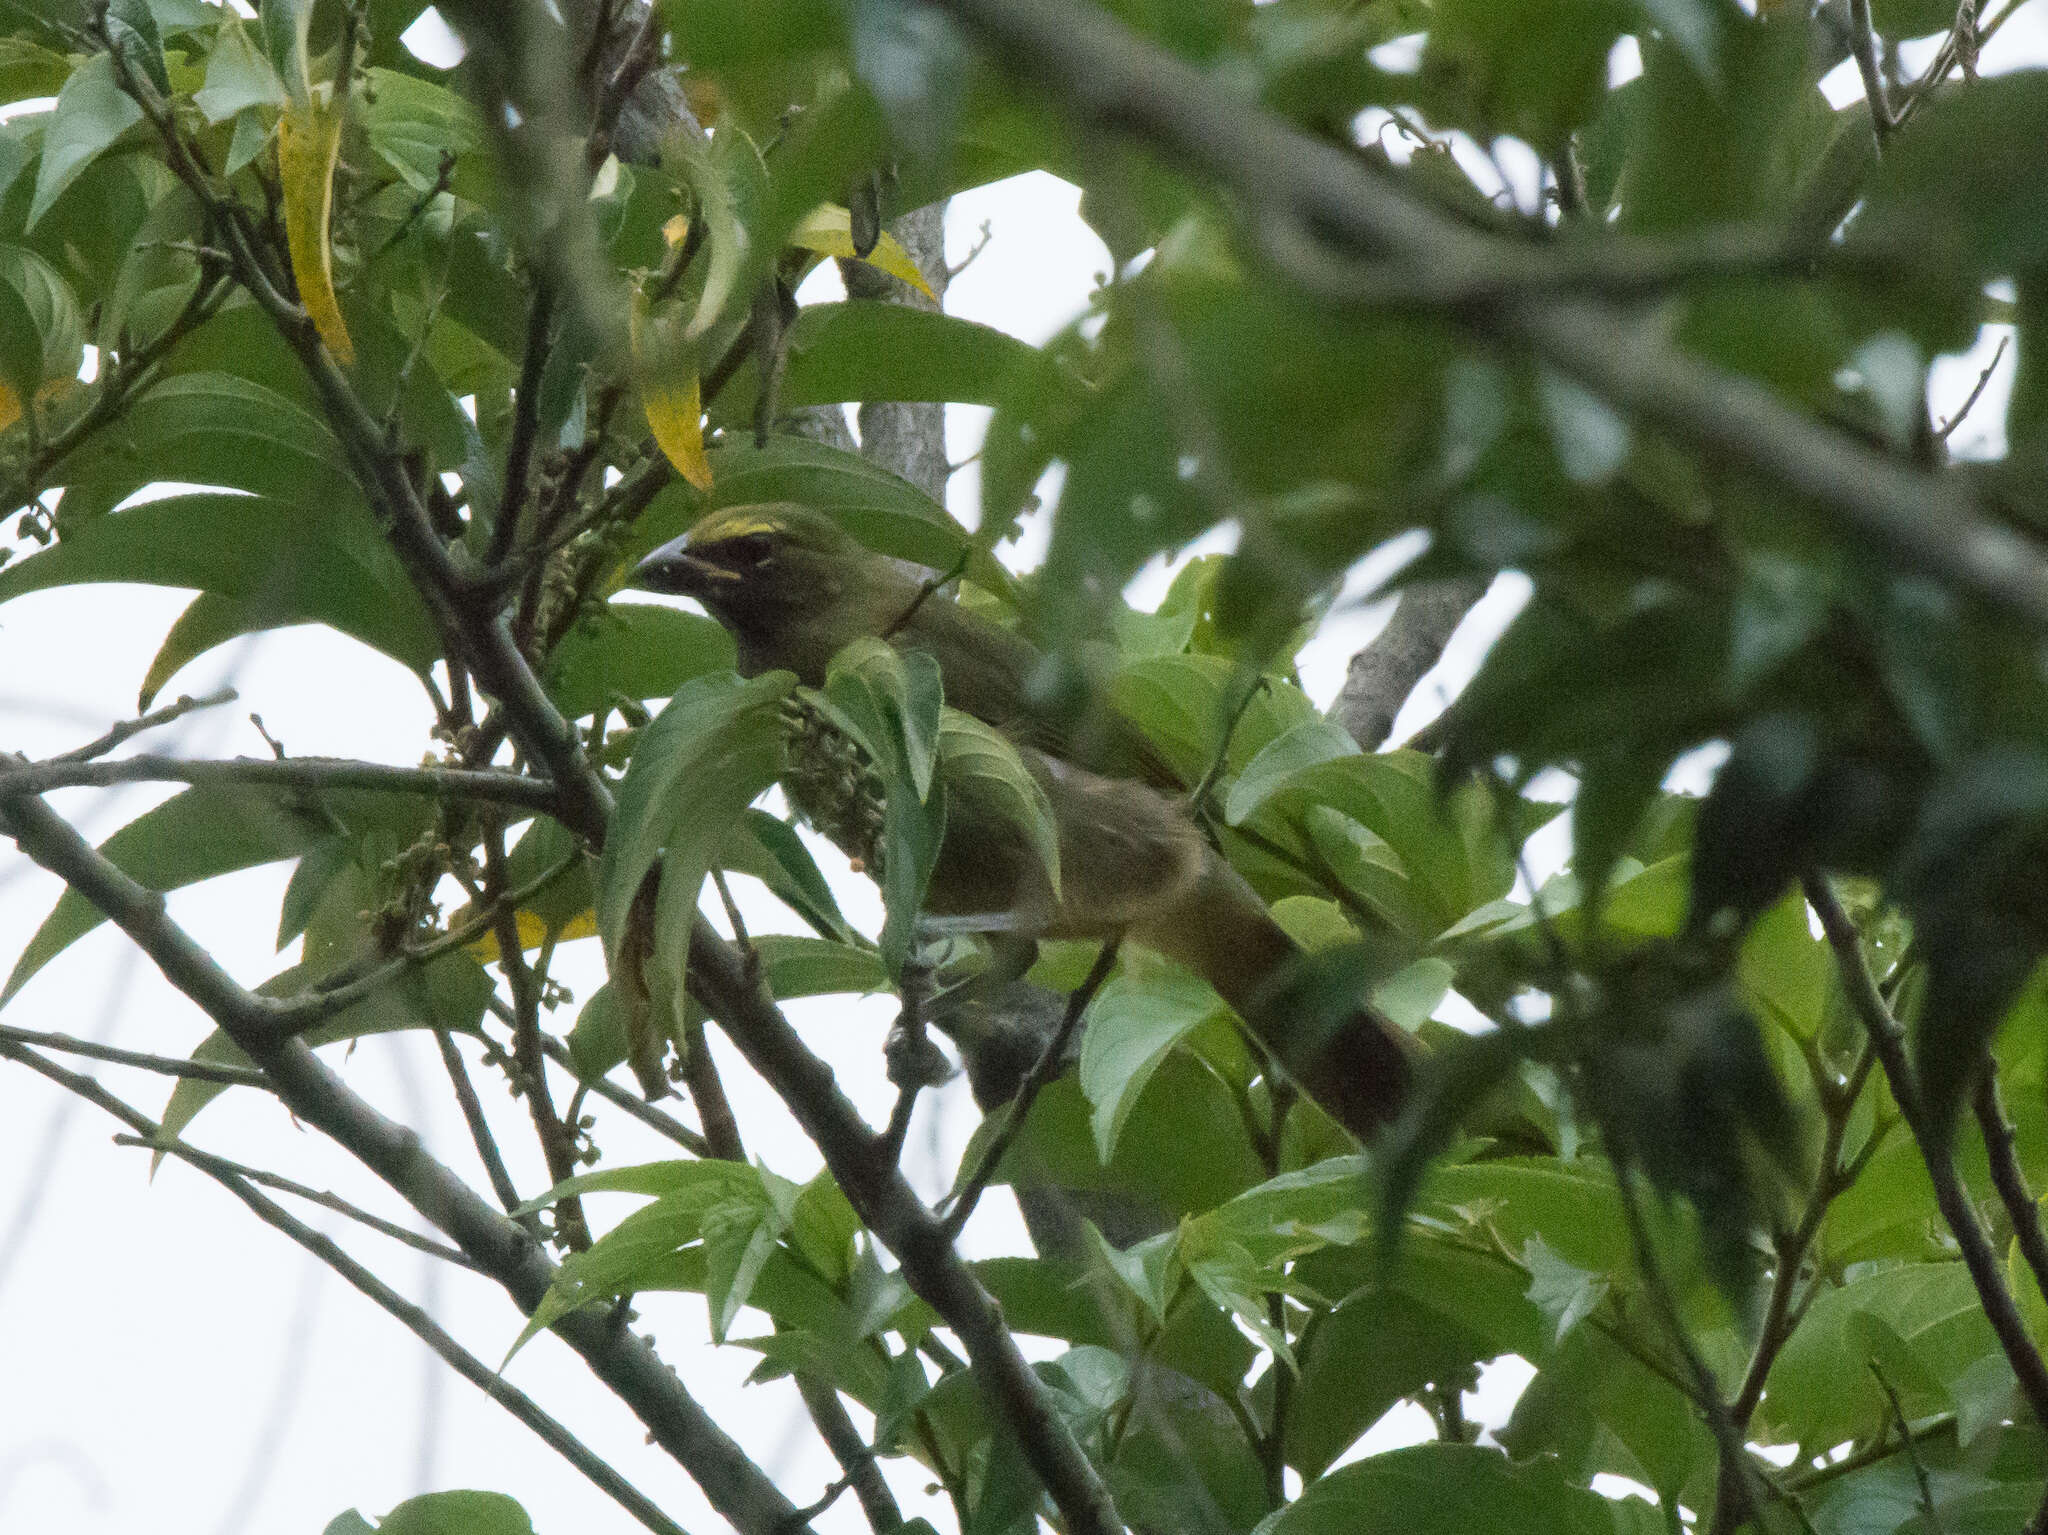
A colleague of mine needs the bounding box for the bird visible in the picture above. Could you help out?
[633,501,1416,1139]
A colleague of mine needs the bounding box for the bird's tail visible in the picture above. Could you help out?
[1132,848,1417,1139]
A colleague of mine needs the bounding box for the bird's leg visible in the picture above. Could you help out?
[879,948,952,1164]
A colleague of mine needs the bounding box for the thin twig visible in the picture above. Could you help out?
[436,1029,534,1228]
[261,851,582,1038]
[1187,675,1266,822]
[940,939,1120,1243]
[1870,1361,1944,1533]
[112,1134,480,1270]
[539,1036,709,1156]
[586,4,665,171]
[485,825,590,1250]
[0,1023,268,1087]
[1729,1041,1878,1429]
[1612,1166,1766,1535]
[1936,335,2008,445]
[50,690,240,765]
[0,751,561,813]
[1804,872,2048,1428]
[882,549,972,642]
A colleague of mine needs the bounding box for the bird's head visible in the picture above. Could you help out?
[633,502,863,635]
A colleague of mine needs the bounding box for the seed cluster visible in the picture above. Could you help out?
[779,693,888,875]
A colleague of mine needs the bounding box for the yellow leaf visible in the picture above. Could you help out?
[464,906,600,962]
[0,381,17,433]
[662,213,690,248]
[631,289,713,491]
[278,93,354,364]
[790,203,935,299]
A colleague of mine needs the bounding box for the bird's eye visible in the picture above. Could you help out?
[722,533,774,567]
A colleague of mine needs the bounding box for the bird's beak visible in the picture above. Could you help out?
[634,534,736,595]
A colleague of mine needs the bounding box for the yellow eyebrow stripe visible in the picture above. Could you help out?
[688,509,785,544]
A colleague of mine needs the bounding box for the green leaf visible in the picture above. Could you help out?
[369,1490,535,1535]
[1501,1319,1713,1504]
[546,602,735,719]
[596,670,794,1024]
[1223,716,1361,828]
[719,808,854,942]
[0,493,440,684]
[104,0,169,98]
[513,1160,871,1363]
[0,244,83,397]
[936,712,1063,905]
[703,1164,799,1341]
[1077,964,1225,1162]
[816,640,946,971]
[1858,71,2048,284]
[136,591,275,711]
[0,39,72,105]
[1288,1236,1539,1479]
[1764,1261,2000,1453]
[2,785,337,1004]
[1522,1231,1609,1346]
[258,0,313,108]
[766,300,1049,409]
[360,67,491,201]
[1617,9,1818,236]
[26,54,142,232]
[1421,0,1630,155]
[827,638,943,804]
[193,19,287,124]
[671,120,767,348]
[1266,1442,1634,1535]
[45,371,361,511]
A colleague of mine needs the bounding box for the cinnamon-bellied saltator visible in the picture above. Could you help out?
[634,503,1415,1139]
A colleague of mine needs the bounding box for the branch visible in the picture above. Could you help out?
[1328,578,1487,751]
[686,923,1128,1535]
[104,39,617,847]
[0,787,810,1535]
[253,849,582,1041]
[0,1040,689,1535]
[1847,0,1897,146]
[0,1022,266,1086]
[922,0,2048,636]
[0,753,562,814]
[1804,873,2048,1428]
[491,284,558,570]
[1937,334,2009,446]
[1974,1068,2048,1321]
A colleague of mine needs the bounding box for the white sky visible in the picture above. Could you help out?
[3,7,2046,1532]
